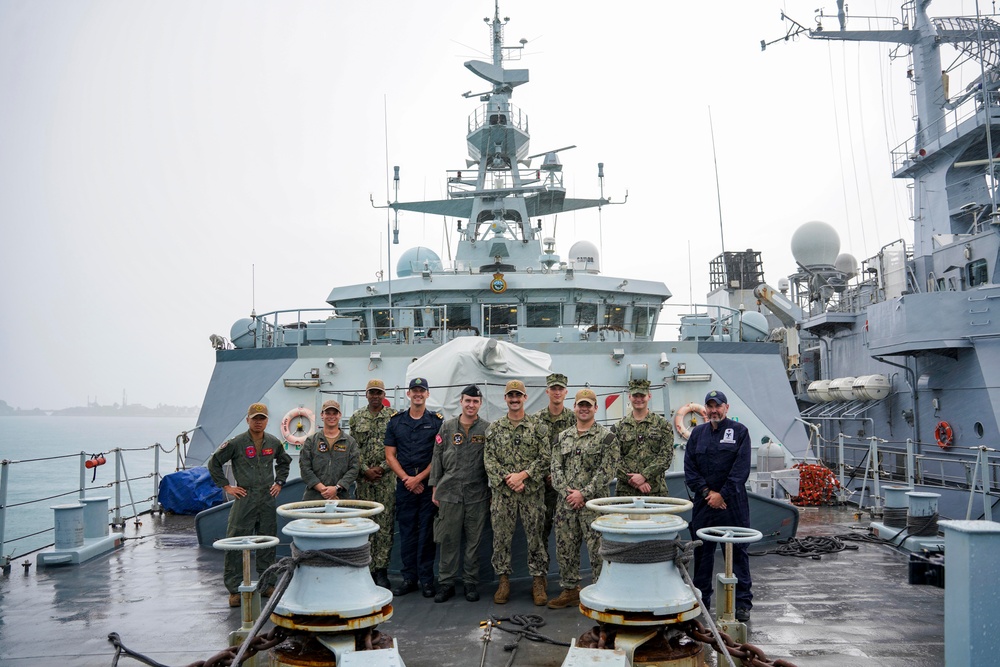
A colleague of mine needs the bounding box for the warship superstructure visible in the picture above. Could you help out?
[187,5,810,471]
[758,0,1000,521]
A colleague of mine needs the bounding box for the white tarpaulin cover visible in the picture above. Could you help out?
[405,337,553,421]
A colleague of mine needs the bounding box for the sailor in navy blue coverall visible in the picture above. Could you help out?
[384,377,444,597]
[684,390,753,617]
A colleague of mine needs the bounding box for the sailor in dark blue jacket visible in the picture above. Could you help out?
[384,377,444,598]
[683,389,753,621]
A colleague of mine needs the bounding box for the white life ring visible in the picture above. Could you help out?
[281,407,316,446]
[674,403,707,441]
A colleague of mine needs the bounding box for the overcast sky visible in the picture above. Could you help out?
[0,0,982,410]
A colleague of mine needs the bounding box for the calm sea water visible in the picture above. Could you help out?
[0,416,196,558]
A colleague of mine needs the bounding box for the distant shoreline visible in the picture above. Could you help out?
[0,405,199,418]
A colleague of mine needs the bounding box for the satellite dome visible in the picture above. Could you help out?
[230,318,257,349]
[396,246,442,277]
[834,253,859,279]
[791,221,840,268]
[741,311,770,342]
[568,240,601,273]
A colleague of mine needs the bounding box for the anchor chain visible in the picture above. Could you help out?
[680,619,798,667]
[107,626,287,667]
[187,626,288,667]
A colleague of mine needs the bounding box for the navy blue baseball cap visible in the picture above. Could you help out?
[704,390,728,406]
[408,377,430,390]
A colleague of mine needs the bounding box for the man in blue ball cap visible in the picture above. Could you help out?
[385,377,444,598]
[683,389,753,622]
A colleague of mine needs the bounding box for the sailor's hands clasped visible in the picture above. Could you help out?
[706,490,727,510]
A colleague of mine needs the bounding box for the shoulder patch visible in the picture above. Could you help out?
[220,440,229,449]
[435,412,444,420]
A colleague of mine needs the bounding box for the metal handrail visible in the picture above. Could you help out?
[0,443,178,564]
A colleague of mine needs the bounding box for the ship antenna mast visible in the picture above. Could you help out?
[709,106,726,255]
[383,94,394,309]
[975,0,999,217]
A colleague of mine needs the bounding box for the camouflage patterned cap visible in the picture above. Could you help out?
[546,373,568,388]
[247,403,268,418]
[574,388,597,406]
[628,379,651,396]
[366,379,386,392]
[504,380,527,395]
[321,399,341,413]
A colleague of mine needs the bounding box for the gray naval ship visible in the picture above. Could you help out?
[752,0,1000,525]
[7,3,1000,667]
[183,6,811,476]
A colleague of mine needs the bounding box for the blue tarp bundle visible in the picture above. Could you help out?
[158,466,225,514]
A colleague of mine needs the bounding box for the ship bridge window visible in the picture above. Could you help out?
[631,305,656,337]
[575,303,598,329]
[483,304,518,336]
[526,303,561,327]
[966,259,988,287]
[604,305,626,329]
[443,304,472,329]
[374,309,393,338]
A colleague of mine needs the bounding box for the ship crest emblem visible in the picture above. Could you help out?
[490,272,507,294]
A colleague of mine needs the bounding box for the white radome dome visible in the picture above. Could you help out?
[791,221,840,268]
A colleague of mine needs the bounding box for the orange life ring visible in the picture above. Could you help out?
[935,421,954,448]
[281,407,316,446]
[674,403,707,440]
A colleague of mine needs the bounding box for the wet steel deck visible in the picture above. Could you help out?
[0,505,944,666]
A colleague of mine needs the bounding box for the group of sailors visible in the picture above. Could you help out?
[208,374,752,620]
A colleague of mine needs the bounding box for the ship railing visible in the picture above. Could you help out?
[891,89,1000,173]
[651,302,761,342]
[786,239,913,315]
[249,302,769,348]
[0,443,181,564]
[468,103,527,135]
[445,167,560,198]
[816,434,999,518]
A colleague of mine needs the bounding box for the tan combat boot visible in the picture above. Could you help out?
[546,585,580,609]
[532,576,548,606]
[493,574,510,604]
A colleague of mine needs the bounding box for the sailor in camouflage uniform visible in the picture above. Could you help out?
[612,379,674,497]
[429,384,490,602]
[547,388,617,609]
[533,373,576,556]
[349,379,396,589]
[484,379,551,606]
[300,399,361,501]
[207,402,292,607]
